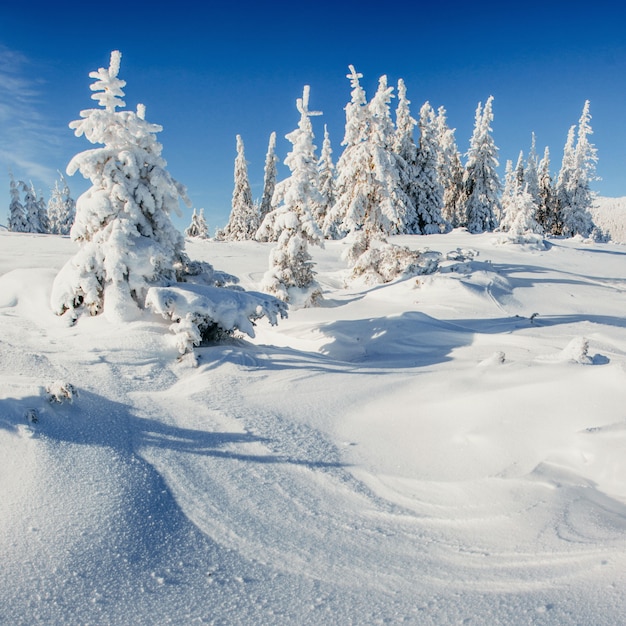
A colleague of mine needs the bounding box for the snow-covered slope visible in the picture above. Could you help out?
[1,230,625,625]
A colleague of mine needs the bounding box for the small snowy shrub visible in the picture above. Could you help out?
[561,336,593,364]
[350,239,441,284]
[439,247,479,273]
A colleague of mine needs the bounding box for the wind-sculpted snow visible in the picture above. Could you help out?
[1,231,625,624]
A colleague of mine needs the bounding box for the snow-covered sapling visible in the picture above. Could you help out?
[462,96,501,233]
[217,135,259,241]
[51,51,288,351]
[258,85,325,307]
[185,208,209,239]
[51,50,190,321]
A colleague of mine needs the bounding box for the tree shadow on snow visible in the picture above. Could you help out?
[0,389,345,469]
[486,260,626,292]
[204,310,626,373]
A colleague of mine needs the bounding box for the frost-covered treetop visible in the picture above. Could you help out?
[575,100,598,179]
[88,50,126,112]
[69,50,163,152]
[394,78,416,157]
[297,85,322,125]
[369,75,395,149]
[343,65,368,147]
[346,65,364,93]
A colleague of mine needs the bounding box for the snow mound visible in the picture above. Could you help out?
[536,336,609,365]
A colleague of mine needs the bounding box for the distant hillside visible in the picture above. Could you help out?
[592,195,626,243]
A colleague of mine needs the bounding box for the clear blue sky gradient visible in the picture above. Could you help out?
[1,1,625,232]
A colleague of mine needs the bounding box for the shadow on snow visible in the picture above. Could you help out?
[0,389,345,470]
[195,310,622,373]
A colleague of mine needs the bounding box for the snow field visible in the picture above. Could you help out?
[1,230,625,624]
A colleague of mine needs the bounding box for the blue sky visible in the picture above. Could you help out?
[1,1,625,232]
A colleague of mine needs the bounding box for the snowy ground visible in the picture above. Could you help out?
[1,228,626,625]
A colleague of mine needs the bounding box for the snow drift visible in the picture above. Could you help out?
[1,229,625,625]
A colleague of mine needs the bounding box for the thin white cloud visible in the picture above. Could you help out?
[0,46,61,189]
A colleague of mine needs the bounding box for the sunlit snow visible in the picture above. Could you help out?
[1,226,625,624]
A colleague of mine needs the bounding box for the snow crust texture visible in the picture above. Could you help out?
[1,230,626,625]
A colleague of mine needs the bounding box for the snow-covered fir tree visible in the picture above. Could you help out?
[258,85,324,306]
[500,156,542,238]
[499,159,517,231]
[47,173,75,235]
[50,50,189,320]
[37,188,49,233]
[554,125,576,235]
[514,151,525,190]
[435,106,464,229]
[51,51,287,348]
[323,66,367,239]
[537,146,555,233]
[8,174,27,232]
[316,124,336,235]
[556,101,597,237]
[462,96,501,233]
[326,69,410,247]
[503,186,543,239]
[47,180,65,235]
[524,133,541,207]
[259,131,278,223]
[393,78,418,229]
[217,135,259,241]
[410,102,446,234]
[22,181,48,234]
[185,208,209,239]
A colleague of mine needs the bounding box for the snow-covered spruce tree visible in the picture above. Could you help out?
[393,78,418,230]
[462,96,501,233]
[47,173,76,235]
[259,131,278,223]
[436,106,465,229]
[500,156,543,240]
[326,70,410,251]
[514,150,525,190]
[323,65,368,240]
[22,181,48,233]
[50,50,189,319]
[327,70,437,283]
[537,146,556,233]
[52,51,286,348]
[554,125,576,236]
[524,133,541,208]
[8,174,27,232]
[258,85,324,306]
[498,159,517,232]
[185,208,209,239]
[36,188,49,233]
[47,180,65,234]
[411,102,446,234]
[556,101,597,237]
[316,124,336,235]
[216,135,259,241]
[503,186,543,240]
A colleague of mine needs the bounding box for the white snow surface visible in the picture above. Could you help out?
[1,230,625,625]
